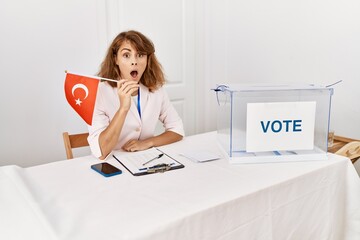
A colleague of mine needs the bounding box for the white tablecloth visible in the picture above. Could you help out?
[1,132,359,240]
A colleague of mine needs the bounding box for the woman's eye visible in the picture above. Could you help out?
[123,53,130,58]
[138,54,145,58]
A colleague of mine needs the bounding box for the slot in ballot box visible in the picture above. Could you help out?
[214,84,333,163]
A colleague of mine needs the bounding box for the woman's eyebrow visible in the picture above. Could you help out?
[120,48,132,52]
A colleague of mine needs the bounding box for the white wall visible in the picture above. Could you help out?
[0,0,104,166]
[1,0,359,167]
[200,0,360,140]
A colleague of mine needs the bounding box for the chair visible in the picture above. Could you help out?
[63,132,90,159]
[335,141,360,164]
[328,135,360,164]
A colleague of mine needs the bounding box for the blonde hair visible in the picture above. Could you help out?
[98,30,165,91]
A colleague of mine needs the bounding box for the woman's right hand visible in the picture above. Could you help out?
[117,79,139,111]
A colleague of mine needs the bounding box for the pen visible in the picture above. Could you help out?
[142,153,164,166]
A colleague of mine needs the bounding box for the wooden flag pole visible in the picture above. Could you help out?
[65,70,118,83]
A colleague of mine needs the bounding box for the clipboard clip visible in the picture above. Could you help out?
[146,163,172,173]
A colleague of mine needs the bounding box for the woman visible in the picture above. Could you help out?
[88,30,184,159]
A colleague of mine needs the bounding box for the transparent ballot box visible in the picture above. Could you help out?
[214,84,333,163]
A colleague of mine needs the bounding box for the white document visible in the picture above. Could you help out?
[246,101,316,152]
[181,150,220,163]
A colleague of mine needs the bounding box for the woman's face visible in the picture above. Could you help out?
[115,41,147,82]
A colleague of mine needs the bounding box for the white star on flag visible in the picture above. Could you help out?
[75,98,82,106]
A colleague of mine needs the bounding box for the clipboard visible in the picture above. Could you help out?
[112,148,184,176]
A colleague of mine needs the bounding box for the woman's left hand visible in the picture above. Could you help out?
[122,139,152,152]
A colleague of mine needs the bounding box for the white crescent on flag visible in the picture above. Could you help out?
[71,84,89,106]
[72,84,89,99]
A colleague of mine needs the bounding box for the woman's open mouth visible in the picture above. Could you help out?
[130,70,138,79]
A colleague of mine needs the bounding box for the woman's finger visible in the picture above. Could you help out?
[123,139,135,149]
[119,81,139,94]
[117,79,126,89]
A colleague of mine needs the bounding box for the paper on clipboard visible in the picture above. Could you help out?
[112,148,184,176]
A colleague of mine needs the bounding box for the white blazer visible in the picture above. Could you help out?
[88,82,184,158]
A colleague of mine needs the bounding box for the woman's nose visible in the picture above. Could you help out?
[131,62,137,66]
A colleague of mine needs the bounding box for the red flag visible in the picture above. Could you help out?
[64,73,99,125]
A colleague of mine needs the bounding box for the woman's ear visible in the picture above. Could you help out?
[113,50,119,66]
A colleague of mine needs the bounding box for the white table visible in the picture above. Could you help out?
[1,132,359,240]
